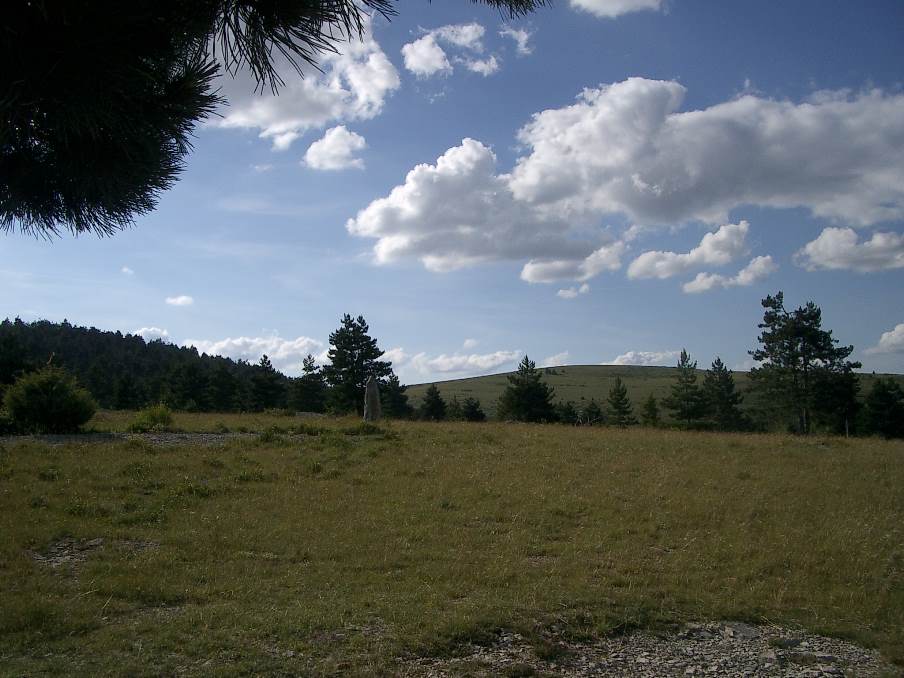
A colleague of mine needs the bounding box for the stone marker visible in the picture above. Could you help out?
[364,375,381,422]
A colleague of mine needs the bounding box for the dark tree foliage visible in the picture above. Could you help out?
[606,377,637,427]
[420,384,447,421]
[496,355,556,423]
[749,292,860,434]
[252,355,286,410]
[461,397,486,422]
[662,349,705,427]
[446,395,464,421]
[701,357,745,431]
[863,378,904,439]
[0,317,288,411]
[4,366,96,433]
[322,314,392,414]
[581,398,604,425]
[2,0,546,237]
[380,374,413,419]
[554,400,579,425]
[640,394,660,427]
[288,354,327,413]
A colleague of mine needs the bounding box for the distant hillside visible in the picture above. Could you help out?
[406,364,904,419]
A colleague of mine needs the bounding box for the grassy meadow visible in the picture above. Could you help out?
[405,364,904,419]
[1,412,903,675]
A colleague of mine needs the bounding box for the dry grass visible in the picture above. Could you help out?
[1,414,902,675]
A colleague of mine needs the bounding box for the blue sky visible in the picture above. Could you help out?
[4,0,904,383]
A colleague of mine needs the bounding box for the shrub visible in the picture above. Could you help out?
[3,367,96,434]
[128,404,174,433]
[0,409,16,434]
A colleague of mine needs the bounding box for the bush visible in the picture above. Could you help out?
[0,409,16,434]
[3,367,96,434]
[128,404,174,433]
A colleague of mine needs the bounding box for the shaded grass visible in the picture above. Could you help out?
[1,418,902,675]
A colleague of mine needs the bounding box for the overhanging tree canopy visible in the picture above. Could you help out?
[1,0,547,237]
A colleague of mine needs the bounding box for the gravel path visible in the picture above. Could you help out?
[401,622,899,677]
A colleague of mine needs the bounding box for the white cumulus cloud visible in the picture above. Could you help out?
[120,266,134,275]
[133,327,170,342]
[165,295,194,306]
[402,23,500,79]
[215,17,399,151]
[401,34,452,77]
[570,0,663,19]
[462,55,500,76]
[462,338,479,349]
[606,350,680,366]
[304,125,367,170]
[509,78,904,227]
[628,221,749,280]
[390,347,521,378]
[682,255,778,293]
[499,26,533,55]
[556,283,591,299]
[541,351,570,367]
[794,227,904,272]
[183,335,324,375]
[347,138,611,280]
[865,324,904,355]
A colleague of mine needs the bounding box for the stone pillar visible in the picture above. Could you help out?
[363,375,382,422]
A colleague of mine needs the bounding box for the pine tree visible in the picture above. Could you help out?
[461,397,486,422]
[380,374,414,419]
[321,314,392,414]
[640,394,660,427]
[701,357,744,431]
[420,384,447,421]
[863,378,904,439]
[252,355,286,411]
[446,396,464,421]
[607,377,637,427]
[554,400,579,425]
[749,292,860,434]
[582,398,604,425]
[662,349,705,427]
[496,355,556,422]
[208,363,239,412]
[289,354,327,413]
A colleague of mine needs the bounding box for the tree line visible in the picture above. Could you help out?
[2,291,903,437]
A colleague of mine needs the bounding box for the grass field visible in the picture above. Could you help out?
[1,412,903,675]
[405,364,904,419]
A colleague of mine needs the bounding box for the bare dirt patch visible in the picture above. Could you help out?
[28,537,159,571]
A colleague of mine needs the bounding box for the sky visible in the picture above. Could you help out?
[4,0,904,383]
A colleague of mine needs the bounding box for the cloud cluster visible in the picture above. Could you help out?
[556,283,591,299]
[682,255,777,293]
[605,350,680,366]
[347,139,602,275]
[120,266,134,275]
[569,0,663,19]
[165,295,194,306]
[540,351,569,367]
[509,79,904,227]
[499,27,533,55]
[627,222,749,279]
[865,324,904,355]
[216,19,399,150]
[388,346,521,378]
[795,227,904,272]
[184,335,324,375]
[304,126,367,170]
[401,23,499,78]
[133,327,170,342]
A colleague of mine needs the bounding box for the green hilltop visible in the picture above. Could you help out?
[406,364,904,419]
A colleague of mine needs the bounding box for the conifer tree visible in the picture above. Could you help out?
[701,357,744,431]
[461,397,486,422]
[252,354,285,410]
[209,363,239,412]
[640,394,660,427]
[554,400,579,425]
[420,384,447,421]
[582,398,604,425]
[496,355,556,422]
[321,314,392,414]
[749,292,860,434]
[863,378,904,439]
[607,377,637,427]
[663,349,705,427]
[446,395,464,421]
[380,374,414,419]
[289,354,327,413]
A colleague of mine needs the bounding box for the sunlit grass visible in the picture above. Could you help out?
[1,415,902,675]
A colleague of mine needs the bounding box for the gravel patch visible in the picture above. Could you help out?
[400,622,899,677]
